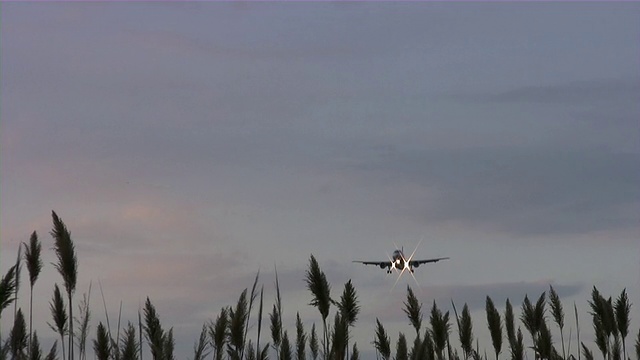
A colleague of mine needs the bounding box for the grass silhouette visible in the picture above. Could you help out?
[0,211,637,360]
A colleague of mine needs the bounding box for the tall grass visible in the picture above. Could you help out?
[24,231,43,355]
[51,211,78,360]
[0,212,638,360]
[549,286,565,360]
[485,297,502,360]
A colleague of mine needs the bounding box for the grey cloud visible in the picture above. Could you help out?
[452,77,640,106]
[353,146,640,236]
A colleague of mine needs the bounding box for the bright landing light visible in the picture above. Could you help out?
[390,240,423,291]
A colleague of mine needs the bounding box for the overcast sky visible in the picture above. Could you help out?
[2,2,639,359]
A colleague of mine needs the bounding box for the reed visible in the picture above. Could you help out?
[549,286,565,360]
[305,255,331,359]
[614,290,630,360]
[51,211,78,360]
[373,319,390,360]
[3,217,640,360]
[48,284,68,360]
[24,231,43,356]
[485,296,502,360]
[0,265,18,342]
[120,322,139,360]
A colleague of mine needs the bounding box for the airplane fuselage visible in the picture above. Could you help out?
[385,249,413,273]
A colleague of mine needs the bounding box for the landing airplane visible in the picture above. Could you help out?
[353,247,449,274]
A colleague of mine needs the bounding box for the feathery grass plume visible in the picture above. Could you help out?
[350,343,359,360]
[486,297,503,360]
[337,280,360,326]
[429,301,451,360]
[404,287,423,337]
[533,320,553,360]
[454,302,473,360]
[337,280,359,359]
[228,289,249,360]
[120,323,139,360]
[94,323,111,360]
[422,330,436,360]
[209,308,228,360]
[580,344,593,360]
[0,264,18,341]
[535,292,548,331]
[594,319,608,360]
[143,297,165,360]
[396,333,408,360]
[74,284,92,360]
[14,243,23,320]
[521,292,547,359]
[295,313,306,360]
[310,324,319,360]
[588,287,616,360]
[192,325,209,360]
[504,300,516,353]
[163,328,175,360]
[10,308,28,360]
[30,332,42,360]
[460,303,473,360]
[44,342,58,360]
[330,313,348,360]
[305,255,332,359]
[51,211,78,360]
[48,284,68,360]
[602,296,617,359]
[548,286,565,360]
[24,231,43,354]
[280,331,293,360]
[271,269,284,359]
[0,265,17,314]
[270,303,282,358]
[614,289,631,360]
[373,319,391,360]
[510,328,524,360]
[589,287,616,338]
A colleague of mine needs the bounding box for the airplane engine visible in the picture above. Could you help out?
[413,263,419,268]
[379,263,386,269]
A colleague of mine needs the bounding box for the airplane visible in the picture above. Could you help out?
[353,247,449,274]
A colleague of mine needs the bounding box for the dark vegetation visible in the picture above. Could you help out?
[1,211,638,360]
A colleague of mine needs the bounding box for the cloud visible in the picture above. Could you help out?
[352,146,640,236]
[451,77,640,106]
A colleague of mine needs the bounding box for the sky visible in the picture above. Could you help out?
[1,2,639,360]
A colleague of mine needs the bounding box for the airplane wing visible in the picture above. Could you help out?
[409,257,449,267]
[352,260,389,267]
